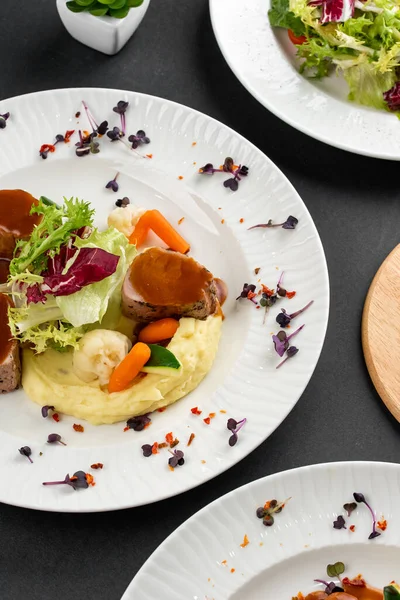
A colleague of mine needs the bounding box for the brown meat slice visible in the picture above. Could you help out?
[0,340,21,393]
[122,247,219,323]
[0,294,20,393]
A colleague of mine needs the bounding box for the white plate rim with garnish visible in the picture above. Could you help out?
[0,87,328,512]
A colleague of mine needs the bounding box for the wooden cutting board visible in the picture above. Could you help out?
[362,244,400,422]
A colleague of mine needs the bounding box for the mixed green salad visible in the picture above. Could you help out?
[269,0,400,112]
[0,197,136,353]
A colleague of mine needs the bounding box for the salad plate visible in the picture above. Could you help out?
[210,0,400,160]
[123,461,400,599]
[0,88,329,512]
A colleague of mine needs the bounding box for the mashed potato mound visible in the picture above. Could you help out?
[22,315,222,425]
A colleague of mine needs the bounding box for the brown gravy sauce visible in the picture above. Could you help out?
[130,247,214,305]
[0,189,39,363]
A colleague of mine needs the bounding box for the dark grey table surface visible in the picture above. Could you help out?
[1,1,400,599]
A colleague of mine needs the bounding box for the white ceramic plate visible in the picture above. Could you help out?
[123,461,400,599]
[210,0,400,160]
[0,88,328,512]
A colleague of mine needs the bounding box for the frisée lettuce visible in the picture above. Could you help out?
[268,0,400,112]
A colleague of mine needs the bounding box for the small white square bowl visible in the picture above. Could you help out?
[57,0,150,55]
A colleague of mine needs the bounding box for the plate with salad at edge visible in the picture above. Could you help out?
[0,87,328,512]
[123,461,400,600]
[210,0,400,160]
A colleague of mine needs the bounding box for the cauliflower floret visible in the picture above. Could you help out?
[73,330,132,387]
[107,204,146,238]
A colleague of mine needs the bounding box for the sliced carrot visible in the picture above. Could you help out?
[129,212,150,247]
[108,342,151,394]
[138,318,179,344]
[129,209,190,254]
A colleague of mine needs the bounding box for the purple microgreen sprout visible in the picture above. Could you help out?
[198,157,248,192]
[333,515,347,530]
[236,283,257,305]
[82,100,101,134]
[256,497,290,527]
[107,126,124,142]
[141,444,153,457]
[227,417,247,447]
[128,130,150,149]
[42,470,89,490]
[113,100,129,136]
[343,502,357,517]
[0,112,10,129]
[353,492,381,539]
[276,346,299,369]
[248,216,299,230]
[18,446,33,463]
[105,171,119,192]
[47,433,67,446]
[276,300,314,328]
[314,579,344,594]
[272,324,304,357]
[115,197,130,208]
[168,449,185,468]
[75,130,91,157]
[41,405,55,418]
[126,414,151,432]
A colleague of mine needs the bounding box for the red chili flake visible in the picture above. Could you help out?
[157,407,166,412]
[203,417,211,425]
[286,290,296,299]
[168,464,175,472]
[221,560,227,565]
[261,284,274,296]
[146,153,153,159]
[230,568,235,573]
[52,413,60,423]
[85,473,95,486]
[349,525,356,532]
[170,438,180,448]
[220,409,227,414]
[240,534,250,548]
[158,442,168,449]
[209,412,216,419]
[178,217,185,225]
[247,291,256,300]
[191,407,202,415]
[193,161,197,165]
[75,111,81,118]
[91,463,103,470]
[144,421,151,429]
[342,577,366,588]
[256,305,261,309]
[73,424,84,432]
[151,442,159,455]
[178,175,184,180]
[40,144,56,154]
[254,267,260,275]
[123,426,129,432]
[192,142,197,146]
[201,460,206,464]
[83,130,90,137]
[187,433,195,446]
[377,519,387,531]
[165,432,174,445]
[64,130,75,143]
[239,218,244,223]
[221,219,225,224]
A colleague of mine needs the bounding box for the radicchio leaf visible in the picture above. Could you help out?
[383,82,400,111]
[321,0,354,23]
[41,248,119,297]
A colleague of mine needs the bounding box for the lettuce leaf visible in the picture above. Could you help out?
[9,197,95,277]
[8,313,85,354]
[269,0,306,36]
[56,227,136,328]
[344,60,396,107]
